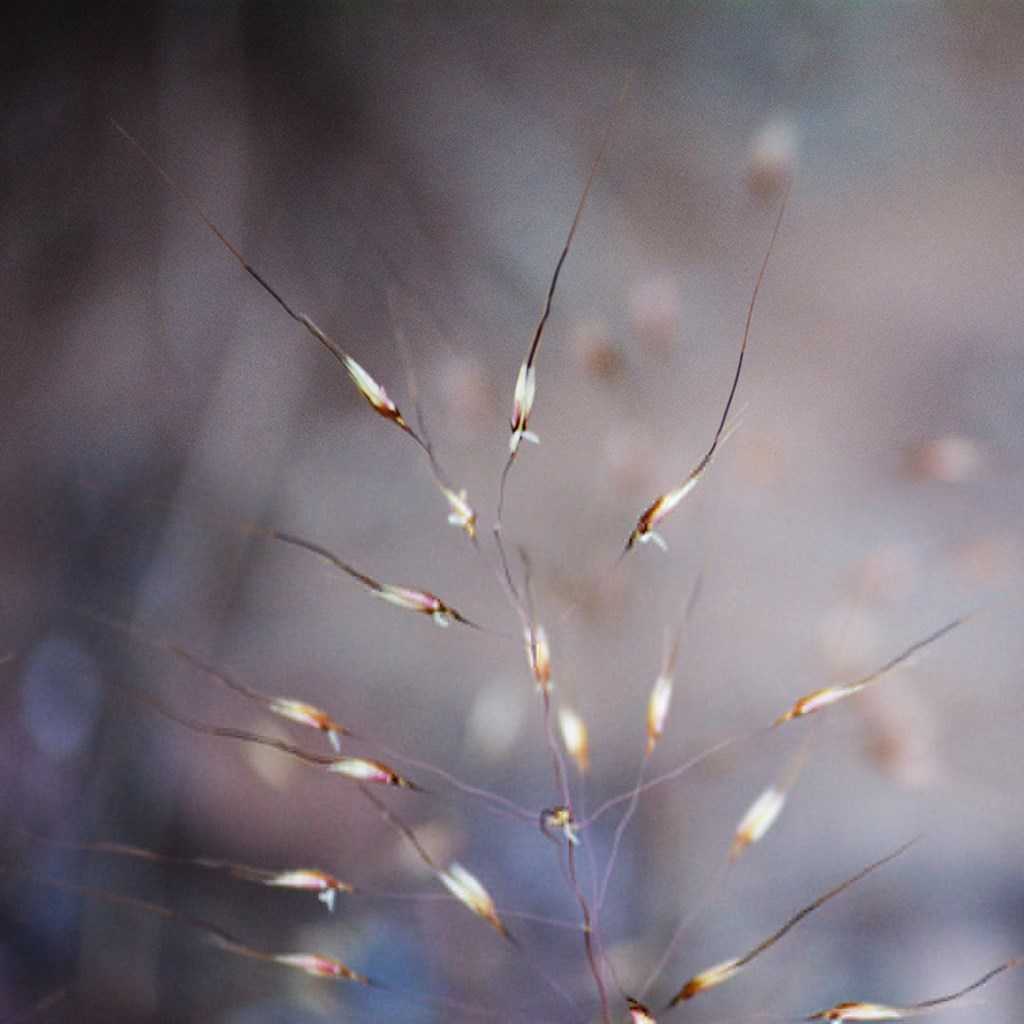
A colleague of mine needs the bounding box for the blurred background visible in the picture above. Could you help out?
[3,2,1024,1021]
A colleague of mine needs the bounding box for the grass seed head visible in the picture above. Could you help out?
[439,861,509,939]
[272,952,368,984]
[509,360,539,453]
[668,956,742,1005]
[441,485,477,539]
[266,698,348,751]
[541,806,580,846]
[629,482,698,552]
[327,756,413,788]
[646,672,674,755]
[730,784,787,860]
[558,706,590,775]
[775,685,852,724]
[263,869,353,912]
[525,623,552,693]
[375,584,456,627]
[806,1004,905,1022]
[342,352,408,428]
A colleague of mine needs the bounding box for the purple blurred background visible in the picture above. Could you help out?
[3,3,1024,1022]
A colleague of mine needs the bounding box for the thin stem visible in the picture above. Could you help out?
[596,751,649,914]
[582,729,762,830]
[566,840,612,1024]
[360,738,538,824]
[639,857,731,997]
[356,784,439,873]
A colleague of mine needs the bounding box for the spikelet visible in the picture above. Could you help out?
[341,353,408,429]
[627,996,657,1023]
[266,698,347,752]
[525,623,552,693]
[266,529,481,630]
[775,684,855,724]
[646,611,692,754]
[327,756,414,788]
[509,361,539,453]
[646,672,674,755]
[729,784,787,860]
[440,485,477,540]
[669,957,743,1005]
[806,1005,903,1022]
[272,952,368,984]
[263,869,353,912]
[439,862,509,940]
[629,481,700,552]
[374,584,457,627]
[541,806,580,846]
[558,706,590,775]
